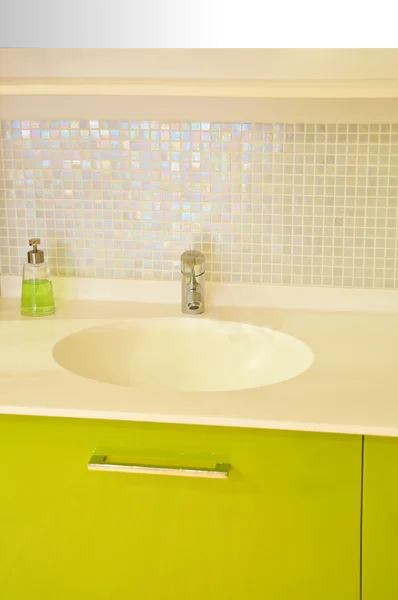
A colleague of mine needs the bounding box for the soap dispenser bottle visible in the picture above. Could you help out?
[21,238,55,316]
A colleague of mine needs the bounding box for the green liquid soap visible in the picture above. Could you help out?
[21,279,55,317]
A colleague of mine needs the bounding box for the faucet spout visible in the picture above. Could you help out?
[181,250,206,315]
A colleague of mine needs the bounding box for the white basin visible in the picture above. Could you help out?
[52,318,314,392]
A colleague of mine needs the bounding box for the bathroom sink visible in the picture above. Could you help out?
[52,318,314,393]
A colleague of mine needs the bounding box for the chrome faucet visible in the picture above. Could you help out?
[181,250,205,314]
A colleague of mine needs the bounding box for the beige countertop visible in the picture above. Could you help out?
[1,293,397,437]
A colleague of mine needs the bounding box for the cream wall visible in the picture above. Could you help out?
[2,97,398,124]
[1,49,398,80]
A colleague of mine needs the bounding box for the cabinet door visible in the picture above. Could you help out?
[0,416,361,600]
[363,436,398,599]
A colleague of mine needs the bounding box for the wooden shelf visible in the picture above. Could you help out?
[2,78,398,99]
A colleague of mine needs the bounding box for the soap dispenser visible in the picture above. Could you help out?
[21,238,55,316]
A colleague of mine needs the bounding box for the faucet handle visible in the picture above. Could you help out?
[181,250,205,276]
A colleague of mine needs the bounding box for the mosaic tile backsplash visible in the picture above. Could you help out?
[0,119,397,288]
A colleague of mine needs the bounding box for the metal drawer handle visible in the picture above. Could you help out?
[88,454,230,479]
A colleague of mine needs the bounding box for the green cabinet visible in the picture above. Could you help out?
[362,436,398,600]
[0,416,361,600]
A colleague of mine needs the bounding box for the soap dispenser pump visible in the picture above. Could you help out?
[21,238,55,316]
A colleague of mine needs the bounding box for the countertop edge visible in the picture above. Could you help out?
[0,405,396,437]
